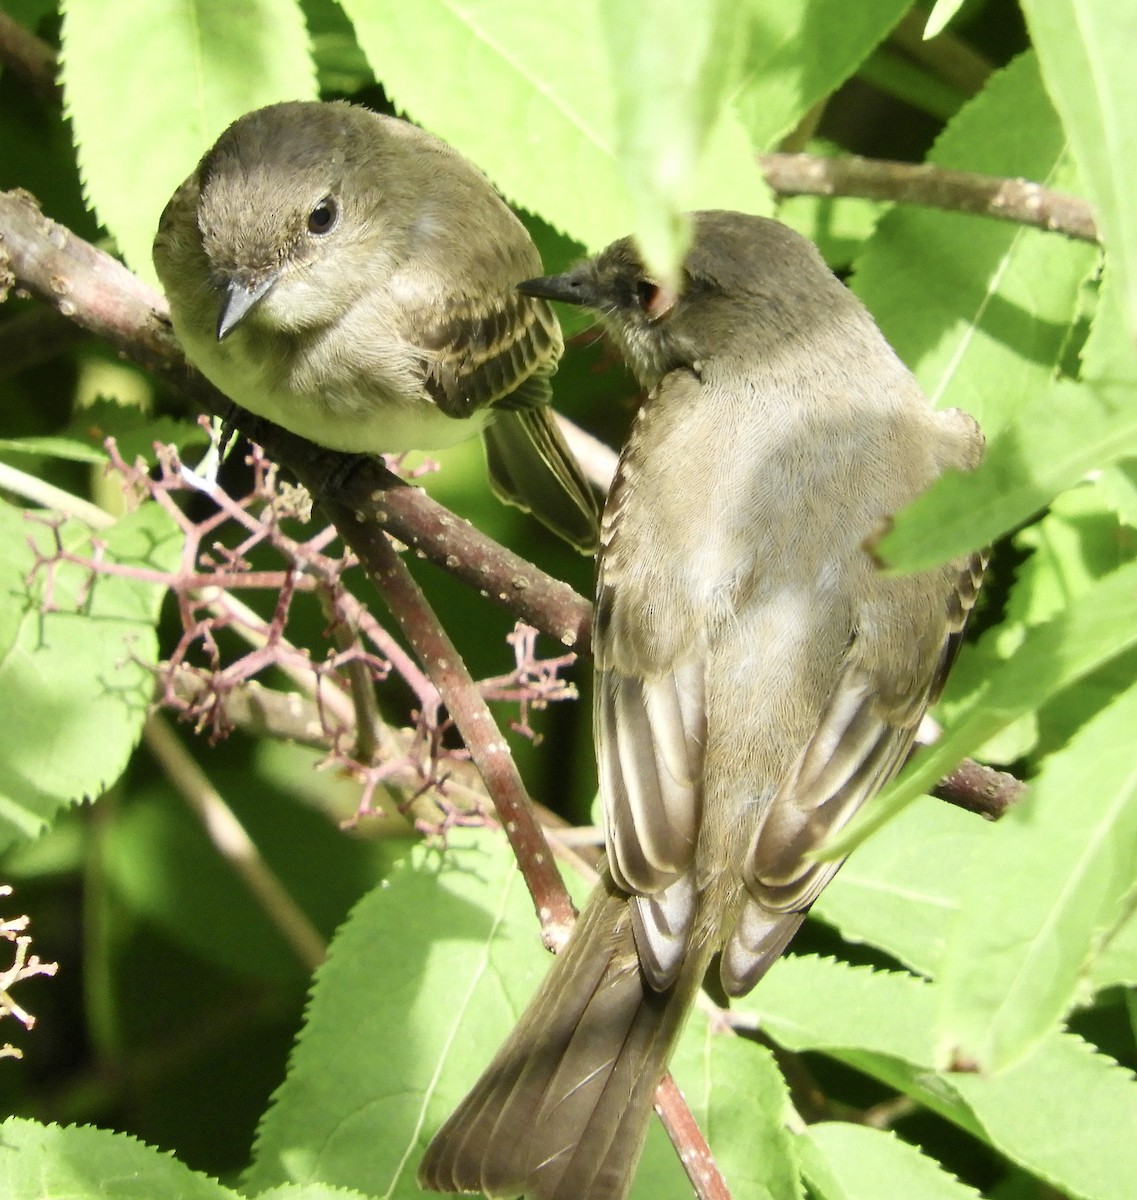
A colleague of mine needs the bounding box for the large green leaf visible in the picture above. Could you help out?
[801,1122,983,1200]
[745,956,1137,1200]
[60,0,317,278]
[246,827,800,1199]
[0,500,180,852]
[935,682,1137,1071]
[338,0,769,255]
[0,1118,236,1200]
[828,558,1137,856]
[665,1017,803,1200]
[1022,0,1137,337]
[734,0,911,149]
[813,794,991,977]
[245,828,589,1197]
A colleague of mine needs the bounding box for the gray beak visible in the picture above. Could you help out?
[516,269,596,309]
[216,273,278,340]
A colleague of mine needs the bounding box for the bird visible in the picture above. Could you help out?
[152,99,599,552]
[418,210,986,1200]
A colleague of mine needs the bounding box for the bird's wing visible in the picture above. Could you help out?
[401,289,564,418]
[593,371,711,988]
[594,654,707,990]
[721,548,986,995]
[482,405,600,553]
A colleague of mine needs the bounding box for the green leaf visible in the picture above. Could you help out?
[247,827,796,1199]
[734,0,912,149]
[1021,0,1137,336]
[0,1117,236,1199]
[745,957,1137,1200]
[68,399,214,464]
[801,1122,982,1200]
[338,0,770,253]
[0,501,180,852]
[667,1018,803,1200]
[59,0,317,278]
[245,827,553,1196]
[745,956,940,1073]
[1091,910,1137,991]
[855,50,1095,440]
[857,48,967,121]
[935,683,1137,1071]
[0,435,107,465]
[826,558,1137,857]
[883,265,1137,573]
[880,378,1137,576]
[253,1188,377,1200]
[0,404,211,466]
[813,794,991,977]
[597,0,745,281]
[1096,459,1137,527]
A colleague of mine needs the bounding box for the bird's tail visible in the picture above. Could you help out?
[418,878,708,1200]
[483,401,600,554]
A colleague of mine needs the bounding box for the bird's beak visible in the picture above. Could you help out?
[517,269,596,309]
[216,273,278,340]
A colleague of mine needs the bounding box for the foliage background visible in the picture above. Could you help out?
[1,1,1136,1198]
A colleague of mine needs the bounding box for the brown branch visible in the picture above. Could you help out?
[931,758,1026,820]
[760,152,1099,243]
[351,527,577,937]
[654,1074,734,1200]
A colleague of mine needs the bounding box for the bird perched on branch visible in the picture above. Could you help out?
[419,210,985,1200]
[153,99,598,552]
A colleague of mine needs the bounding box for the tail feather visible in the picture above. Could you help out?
[419,879,706,1200]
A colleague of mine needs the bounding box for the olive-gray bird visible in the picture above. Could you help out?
[419,211,985,1200]
[153,100,598,551]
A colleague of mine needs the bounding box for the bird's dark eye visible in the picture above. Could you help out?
[307,197,338,235]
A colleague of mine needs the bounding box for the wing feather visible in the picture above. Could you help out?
[723,549,987,993]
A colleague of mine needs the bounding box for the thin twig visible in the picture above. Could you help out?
[317,584,381,765]
[142,714,327,972]
[654,1074,734,1200]
[760,152,1098,243]
[0,459,111,527]
[891,8,994,96]
[0,9,59,104]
